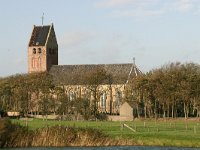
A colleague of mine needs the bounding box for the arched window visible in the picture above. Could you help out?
[116,90,122,106]
[101,92,107,109]
[69,91,76,101]
[37,57,41,68]
[32,58,36,68]
[38,48,42,54]
[33,48,36,54]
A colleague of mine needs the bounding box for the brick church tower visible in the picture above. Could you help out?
[28,23,58,73]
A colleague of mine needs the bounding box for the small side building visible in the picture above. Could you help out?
[108,102,133,121]
[120,102,133,118]
[120,102,133,120]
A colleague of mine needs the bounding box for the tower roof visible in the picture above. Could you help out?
[28,25,51,46]
[49,63,142,85]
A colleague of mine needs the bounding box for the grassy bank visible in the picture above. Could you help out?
[0,119,132,148]
[11,118,200,147]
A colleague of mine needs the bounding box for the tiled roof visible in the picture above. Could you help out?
[29,25,50,46]
[49,64,142,85]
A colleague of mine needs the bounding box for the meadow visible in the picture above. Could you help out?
[11,118,200,147]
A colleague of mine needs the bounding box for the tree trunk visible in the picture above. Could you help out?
[154,101,157,119]
[109,85,113,115]
[197,109,200,118]
[184,102,188,119]
[163,111,166,118]
[94,89,97,116]
[148,107,152,118]
[174,102,177,118]
[144,104,147,118]
[167,103,170,118]
[136,104,140,118]
[171,103,174,118]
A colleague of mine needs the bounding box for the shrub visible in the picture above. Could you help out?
[96,113,108,121]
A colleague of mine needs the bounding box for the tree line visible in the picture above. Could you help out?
[0,62,200,119]
[0,69,110,120]
[126,62,200,119]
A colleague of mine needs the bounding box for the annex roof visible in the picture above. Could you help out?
[49,64,142,85]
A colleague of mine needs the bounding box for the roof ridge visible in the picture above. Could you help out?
[51,63,133,67]
[34,25,51,27]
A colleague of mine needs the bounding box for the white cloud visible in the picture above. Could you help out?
[95,0,161,8]
[58,31,144,65]
[172,0,195,12]
[193,6,200,15]
[15,58,25,65]
[59,31,95,48]
[95,0,134,8]
[95,0,164,18]
[95,0,200,18]
[111,9,164,17]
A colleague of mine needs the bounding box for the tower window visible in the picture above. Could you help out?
[33,48,36,54]
[38,48,42,54]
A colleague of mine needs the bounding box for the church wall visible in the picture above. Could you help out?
[61,84,126,114]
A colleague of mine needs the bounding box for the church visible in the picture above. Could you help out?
[28,23,142,116]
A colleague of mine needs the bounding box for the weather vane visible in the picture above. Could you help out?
[133,57,135,65]
[42,13,44,26]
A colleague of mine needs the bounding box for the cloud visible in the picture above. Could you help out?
[59,31,122,63]
[193,6,200,15]
[15,58,25,65]
[172,0,195,12]
[95,0,165,18]
[58,31,145,65]
[95,0,200,18]
[59,31,95,48]
[95,0,160,8]
[111,9,164,17]
[95,0,134,8]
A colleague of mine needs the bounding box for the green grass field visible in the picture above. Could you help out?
[11,118,200,147]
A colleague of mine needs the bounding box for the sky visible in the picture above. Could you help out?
[1,0,200,77]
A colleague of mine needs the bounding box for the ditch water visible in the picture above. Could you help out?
[2,146,200,150]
